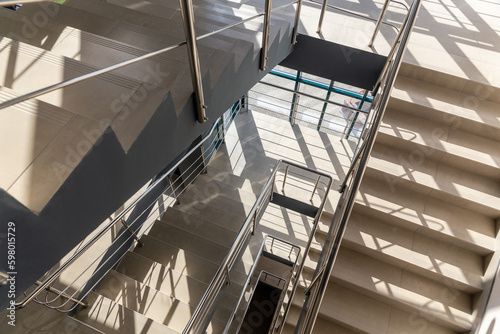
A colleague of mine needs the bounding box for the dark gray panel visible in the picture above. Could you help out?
[280,34,387,91]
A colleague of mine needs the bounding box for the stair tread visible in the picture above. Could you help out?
[116,251,242,309]
[296,282,459,334]
[134,234,220,284]
[330,248,473,331]
[356,177,497,255]
[159,209,239,248]
[168,197,247,232]
[148,219,230,264]
[366,142,500,217]
[378,108,500,180]
[338,210,485,292]
[76,292,179,334]
[97,270,231,330]
[392,76,500,141]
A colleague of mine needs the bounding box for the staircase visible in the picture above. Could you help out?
[0,0,294,212]
[283,64,500,333]
[0,0,296,309]
[69,108,337,333]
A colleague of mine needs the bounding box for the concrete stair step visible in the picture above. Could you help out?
[134,234,219,284]
[284,303,362,334]
[366,142,500,217]
[337,210,485,293]
[0,37,141,117]
[75,292,179,334]
[116,251,241,311]
[391,75,500,142]
[378,107,500,181]
[162,204,245,234]
[0,298,105,334]
[135,234,249,287]
[65,0,238,53]
[330,247,473,332]
[177,183,254,220]
[355,176,497,256]
[314,282,458,334]
[147,220,230,264]
[196,162,266,196]
[159,208,239,248]
[182,176,259,208]
[0,33,172,154]
[16,2,117,37]
[16,1,220,58]
[96,270,229,332]
[105,0,180,14]
[0,9,185,88]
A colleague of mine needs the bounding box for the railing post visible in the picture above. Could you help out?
[311,176,321,201]
[252,210,257,235]
[345,90,368,139]
[369,0,391,47]
[282,165,290,192]
[120,218,144,247]
[180,0,208,123]
[317,0,329,33]
[225,265,231,285]
[221,113,226,144]
[292,0,303,44]
[260,0,273,70]
[200,144,208,174]
[168,175,180,205]
[317,80,334,130]
[289,71,301,125]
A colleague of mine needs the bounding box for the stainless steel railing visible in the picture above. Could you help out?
[225,235,301,334]
[249,79,370,140]
[0,0,302,123]
[14,100,242,311]
[183,159,332,333]
[293,0,422,332]
[311,0,403,34]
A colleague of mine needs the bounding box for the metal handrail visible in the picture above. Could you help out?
[14,119,223,309]
[311,0,401,34]
[19,101,244,312]
[294,0,422,332]
[0,0,42,5]
[224,235,300,334]
[183,159,332,333]
[0,1,300,112]
[257,81,369,114]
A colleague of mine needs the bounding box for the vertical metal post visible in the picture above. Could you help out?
[260,0,273,70]
[310,176,321,201]
[225,265,231,285]
[345,90,368,139]
[221,113,226,144]
[252,210,257,235]
[271,173,277,201]
[168,175,180,205]
[200,144,208,174]
[289,71,301,125]
[369,0,391,46]
[180,0,208,123]
[282,165,290,192]
[317,0,329,33]
[292,0,303,44]
[120,218,144,247]
[317,80,334,130]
